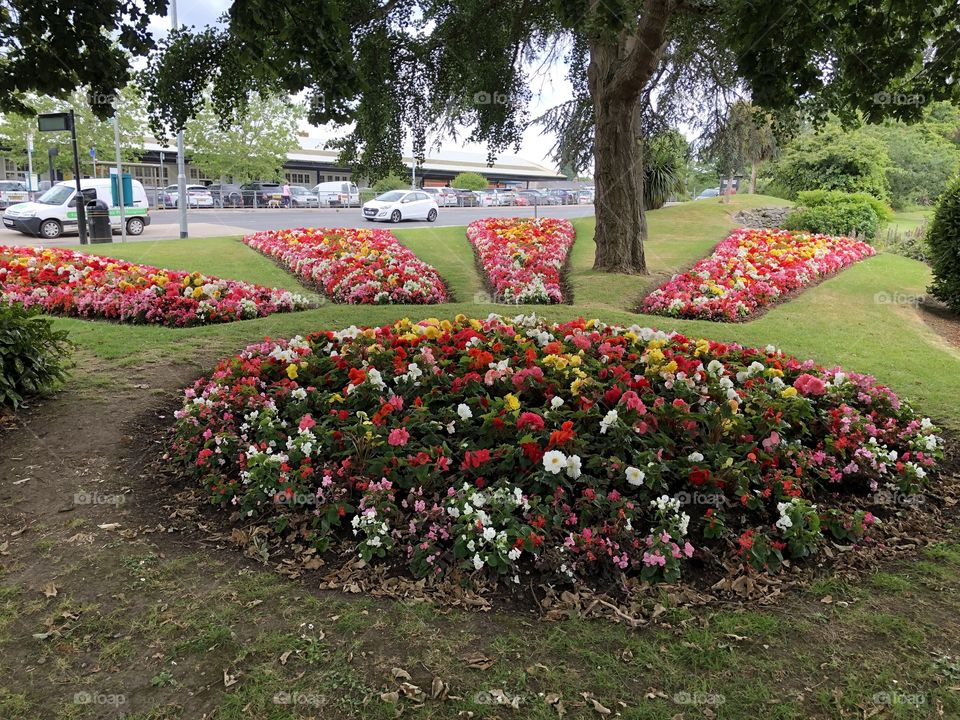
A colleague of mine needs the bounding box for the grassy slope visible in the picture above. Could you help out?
[59,193,960,427]
[3,196,959,719]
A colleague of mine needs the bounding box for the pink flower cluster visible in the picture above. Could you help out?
[0,244,311,327]
[243,227,448,304]
[641,227,876,321]
[466,217,575,303]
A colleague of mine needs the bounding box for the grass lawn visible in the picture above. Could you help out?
[3,194,959,719]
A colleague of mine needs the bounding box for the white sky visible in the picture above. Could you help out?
[147,1,572,169]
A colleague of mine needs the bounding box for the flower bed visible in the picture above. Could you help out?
[0,245,311,327]
[641,228,876,321]
[466,217,575,303]
[243,227,448,304]
[171,314,941,588]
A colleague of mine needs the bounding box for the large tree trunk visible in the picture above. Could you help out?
[587,0,673,275]
[749,160,758,194]
[591,87,646,273]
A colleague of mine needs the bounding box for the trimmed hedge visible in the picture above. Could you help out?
[783,190,891,239]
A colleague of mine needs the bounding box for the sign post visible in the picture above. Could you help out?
[90,147,97,178]
[112,113,126,243]
[26,134,34,198]
[38,111,87,244]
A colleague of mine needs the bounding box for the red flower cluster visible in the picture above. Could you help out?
[243,227,448,304]
[466,217,575,303]
[641,228,876,321]
[0,244,310,326]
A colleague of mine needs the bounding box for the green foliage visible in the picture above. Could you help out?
[771,127,892,203]
[450,172,488,191]
[882,225,930,264]
[371,174,408,193]
[0,86,147,176]
[928,176,960,312]
[184,92,303,183]
[0,305,72,409]
[644,130,689,210]
[784,190,890,238]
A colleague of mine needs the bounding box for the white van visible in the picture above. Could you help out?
[310,181,360,207]
[2,178,151,239]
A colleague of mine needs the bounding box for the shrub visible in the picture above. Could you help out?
[928,176,960,311]
[171,314,941,587]
[0,304,72,409]
[372,173,408,193]
[783,190,891,238]
[881,224,929,264]
[451,172,489,191]
[771,127,891,203]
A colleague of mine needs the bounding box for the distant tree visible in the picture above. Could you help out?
[451,172,488,191]
[0,86,147,176]
[372,174,408,193]
[184,93,303,183]
[770,126,892,203]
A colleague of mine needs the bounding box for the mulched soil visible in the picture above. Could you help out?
[919,297,960,350]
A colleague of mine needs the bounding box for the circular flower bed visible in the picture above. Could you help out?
[171,314,941,587]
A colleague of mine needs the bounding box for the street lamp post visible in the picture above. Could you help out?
[171,0,188,238]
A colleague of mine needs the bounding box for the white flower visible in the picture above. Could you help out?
[550,396,564,410]
[508,547,522,561]
[687,451,704,462]
[472,554,484,570]
[565,454,582,479]
[482,527,496,541]
[625,466,645,486]
[775,514,793,531]
[599,408,618,435]
[542,450,567,474]
[457,403,473,420]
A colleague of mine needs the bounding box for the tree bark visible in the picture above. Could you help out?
[749,160,758,194]
[724,175,734,204]
[587,0,673,275]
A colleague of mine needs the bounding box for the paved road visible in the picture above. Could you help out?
[1,204,596,246]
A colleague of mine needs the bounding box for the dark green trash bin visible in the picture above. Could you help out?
[87,200,112,244]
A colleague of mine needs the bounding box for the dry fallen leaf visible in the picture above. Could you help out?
[581,693,612,715]
[97,523,121,531]
[279,650,293,666]
[41,582,58,598]
[820,595,834,604]
[223,669,239,687]
[461,652,496,670]
[391,667,412,682]
[380,691,400,704]
[431,676,448,700]
[545,692,565,718]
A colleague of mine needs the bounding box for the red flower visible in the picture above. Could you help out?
[688,466,711,487]
[517,412,545,431]
[793,373,827,396]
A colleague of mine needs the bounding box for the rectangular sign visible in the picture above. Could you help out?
[37,113,72,132]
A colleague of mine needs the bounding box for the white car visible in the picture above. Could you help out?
[421,187,457,207]
[163,184,214,208]
[362,190,438,223]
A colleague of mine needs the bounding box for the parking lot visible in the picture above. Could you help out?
[0,203,596,245]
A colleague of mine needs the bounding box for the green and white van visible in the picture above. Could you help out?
[2,178,151,239]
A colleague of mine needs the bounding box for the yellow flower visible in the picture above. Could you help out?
[568,355,582,367]
[662,360,678,375]
[192,287,204,298]
[570,378,584,396]
[765,368,784,378]
[286,364,298,380]
[781,386,798,398]
[728,400,739,413]
[328,393,344,404]
[504,393,520,412]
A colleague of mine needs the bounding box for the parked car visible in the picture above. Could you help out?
[289,185,319,208]
[160,184,178,208]
[421,187,458,207]
[696,187,721,199]
[3,178,150,239]
[240,182,284,207]
[477,188,516,206]
[517,189,551,206]
[311,181,360,207]
[451,188,479,207]
[0,180,29,209]
[185,185,214,208]
[547,188,578,205]
[362,190,438,223]
[577,190,594,204]
[208,183,244,208]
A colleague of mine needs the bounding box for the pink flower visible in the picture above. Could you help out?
[299,414,316,431]
[388,428,410,446]
[762,431,781,451]
[794,374,827,396]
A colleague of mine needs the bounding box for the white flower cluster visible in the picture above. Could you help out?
[351,509,390,548]
[599,408,618,435]
[542,450,582,478]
